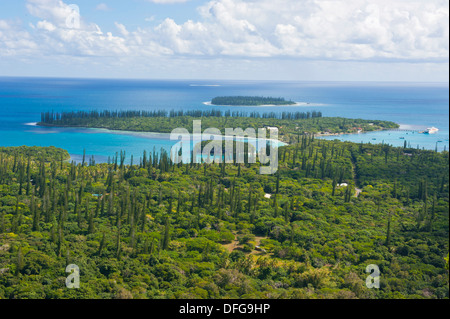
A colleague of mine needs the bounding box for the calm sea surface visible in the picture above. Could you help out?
[0,77,448,163]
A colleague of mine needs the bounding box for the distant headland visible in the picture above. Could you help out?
[210,96,297,106]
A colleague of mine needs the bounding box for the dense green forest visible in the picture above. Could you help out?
[38,111,398,145]
[210,96,296,106]
[0,130,448,299]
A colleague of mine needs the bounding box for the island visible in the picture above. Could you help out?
[210,96,297,106]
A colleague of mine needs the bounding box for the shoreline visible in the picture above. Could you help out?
[31,120,449,152]
[314,123,427,138]
[34,122,400,149]
[314,124,449,151]
[35,120,397,139]
[203,101,323,107]
[313,128,393,138]
[35,123,287,146]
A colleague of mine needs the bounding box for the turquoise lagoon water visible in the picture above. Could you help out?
[0,77,448,163]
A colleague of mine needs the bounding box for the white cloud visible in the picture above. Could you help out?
[20,0,170,58]
[1,0,448,80]
[0,19,38,57]
[36,20,57,32]
[147,0,191,3]
[115,22,129,37]
[95,3,110,11]
[180,0,448,61]
[26,0,79,27]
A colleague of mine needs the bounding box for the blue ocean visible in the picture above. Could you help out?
[0,77,448,163]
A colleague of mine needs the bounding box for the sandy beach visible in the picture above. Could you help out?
[203,101,320,107]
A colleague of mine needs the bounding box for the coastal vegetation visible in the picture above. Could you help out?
[38,110,398,144]
[210,96,297,106]
[0,117,448,299]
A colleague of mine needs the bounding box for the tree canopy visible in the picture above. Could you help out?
[0,113,447,300]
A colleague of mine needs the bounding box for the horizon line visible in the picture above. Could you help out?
[0,75,448,85]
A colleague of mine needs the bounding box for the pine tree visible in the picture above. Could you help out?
[75,194,81,229]
[116,220,121,260]
[16,246,24,275]
[129,212,135,250]
[57,224,63,257]
[162,217,170,250]
[290,225,295,246]
[65,249,71,266]
[275,172,280,194]
[331,175,337,196]
[18,161,24,195]
[26,157,31,196]
[0,211,5,234]
[98,232,106,256]
[247,188,252,216]
[88,210,95,234]
[428,196,436,232]
[31,193,40,232]
[393,180,397,199]
[140,203,146,232]
[149,238,155,256]
[385,210,392,247]
[273,194,278,217]
[176,191,181,221]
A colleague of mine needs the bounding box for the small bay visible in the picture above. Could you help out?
[0,77,448,162]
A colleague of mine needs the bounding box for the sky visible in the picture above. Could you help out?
[0,0,448,81]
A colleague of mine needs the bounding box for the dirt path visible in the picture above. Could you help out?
[349,154,362,197]
[223,234,240,253]
[222,233,268,254]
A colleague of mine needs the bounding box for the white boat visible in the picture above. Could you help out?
[424,127,439,134]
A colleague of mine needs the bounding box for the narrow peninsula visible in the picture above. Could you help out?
[37,109,399,144]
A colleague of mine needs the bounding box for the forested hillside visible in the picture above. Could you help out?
[0,134,448,299]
